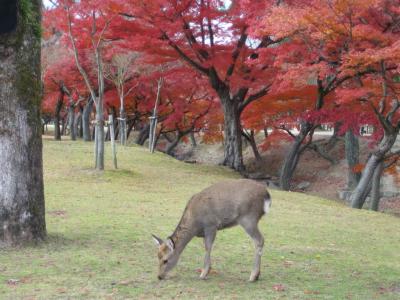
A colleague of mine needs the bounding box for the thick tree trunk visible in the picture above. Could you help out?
[54,91,64,140]
[221,98,244,172]
[82,98,93,141]
[0,0,46,246]
[280,87,324,190]
[166,131,183,156]
[190,132,197,147]
[370,161,383,211]
[280,122,313,190]
[136,123,150,145]
[351,132,398,208]
[345,130,361,190]
[350,154,381,209]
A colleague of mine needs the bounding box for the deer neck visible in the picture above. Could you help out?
[169,218,195,255]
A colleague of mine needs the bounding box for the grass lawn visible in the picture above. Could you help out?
[0,138,399,299]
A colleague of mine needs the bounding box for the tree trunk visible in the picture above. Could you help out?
[77,105,83,138]
[280,122,313,190]
[126,118,135,139]
[0,0,46,246]
[120,100,127,146]
[370,161,383,212]
[221,98,244,171]
[190,132,197,147]
[54,90,64,140]
[94,101,105,170]
[248,130,262,161]
[68,103,76,141]
[111,106,119,140]
[136,123,150,145]
[166,131,183,155]
[345,130,361,190]
[351,131,398,208]
[263,127,269,138]
[61,116,66,136]
[105,122,110,141]
[350,154,381,209]
[82,98,93,141]
[280,86,324,190]
[109,115,117,169]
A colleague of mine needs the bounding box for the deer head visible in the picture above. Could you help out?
[152,234,179,280]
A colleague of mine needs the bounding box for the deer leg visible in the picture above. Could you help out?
[200,228,216,280]
[241,220,264,282]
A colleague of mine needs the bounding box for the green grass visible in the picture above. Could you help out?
[1,138,399,299]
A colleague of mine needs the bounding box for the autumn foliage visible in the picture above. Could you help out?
[42,0,399,201]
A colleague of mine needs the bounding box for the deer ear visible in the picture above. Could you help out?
[165,238,174,251]
[152,234,163,246]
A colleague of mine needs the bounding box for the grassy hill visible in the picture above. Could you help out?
[0,138,399,299]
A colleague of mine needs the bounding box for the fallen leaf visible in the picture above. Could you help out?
[6,279,19,286]
[304,290,320,295]
[283,260,294,267]
[118,280,134,286]
[273,284,285,292]
[57,288,67,294]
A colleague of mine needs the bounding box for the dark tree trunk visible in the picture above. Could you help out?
[82,98,93,141]
[190,132,197,147]
[105,123,110,141]
[166,131,183,156]
[61,116,66,136]
[243,130,261,161]
[54,90,64,140]
[345,130,361,190]
[126,118,135,139]
[136,123,150,145]
[163,132,175,143]
[91,122,96,140]
[351,131,398,208]
[74,111,81,139]
[68,102,76,141]
[370,161,383,211]
[0,0,46,246]
[280,86,324,190]
[77,105,83,138]
[280,122,313,190]
[263,127,269,138]
[221,95,244,172]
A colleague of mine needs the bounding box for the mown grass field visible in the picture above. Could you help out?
[0,138,399,299]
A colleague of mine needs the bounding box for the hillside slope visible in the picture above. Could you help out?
[0,139,399,299]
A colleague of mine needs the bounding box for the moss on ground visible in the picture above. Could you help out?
[0,138,399,299]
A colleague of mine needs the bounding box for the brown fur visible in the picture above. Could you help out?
[153,179,271,281]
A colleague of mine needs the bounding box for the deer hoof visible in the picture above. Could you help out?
[199,270,209,280]
[199,273,208,280]
[249,272,260,282]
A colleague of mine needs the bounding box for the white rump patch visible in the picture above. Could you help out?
[263,197,272,214]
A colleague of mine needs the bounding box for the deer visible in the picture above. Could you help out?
[152,179,272,282]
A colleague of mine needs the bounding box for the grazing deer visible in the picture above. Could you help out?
[152,179,271,282]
